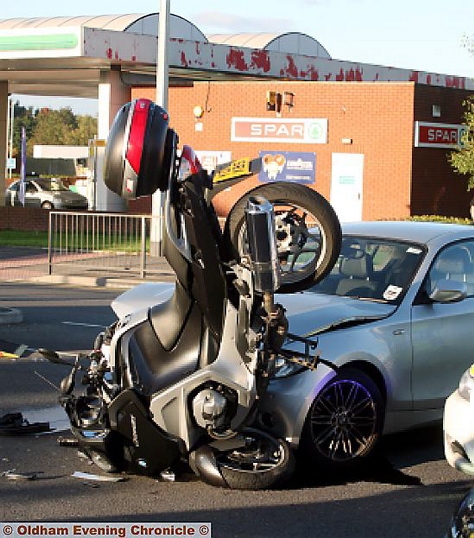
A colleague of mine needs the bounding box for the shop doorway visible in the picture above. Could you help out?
[330,153,364,222]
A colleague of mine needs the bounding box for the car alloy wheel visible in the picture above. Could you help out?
[302,369,384,466]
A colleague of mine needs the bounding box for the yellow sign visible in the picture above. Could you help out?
[213,158,251,183]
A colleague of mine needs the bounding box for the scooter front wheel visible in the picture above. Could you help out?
[223,182,342,293]
[191,428,295,490]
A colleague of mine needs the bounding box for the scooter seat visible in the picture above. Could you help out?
[149,282,192,351]
[126,298,205,396]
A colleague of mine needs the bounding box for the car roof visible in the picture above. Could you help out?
[341,220,474,245]
[8,178,35,184]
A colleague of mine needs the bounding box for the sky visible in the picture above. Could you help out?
[3,0,474,114]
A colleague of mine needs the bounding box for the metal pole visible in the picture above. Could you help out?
[47,211,53,275]
[140,216,147,278]
[8,97,14,179]
[150,0,170,257]
[156,0,169,111]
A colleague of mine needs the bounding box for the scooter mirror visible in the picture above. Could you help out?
[60,370,76,396]
[37,348,72,367]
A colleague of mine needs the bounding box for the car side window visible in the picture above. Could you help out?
[26,182,36,194]
[428,241,474,296]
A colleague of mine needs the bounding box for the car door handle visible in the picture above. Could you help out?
[392,329,405,335]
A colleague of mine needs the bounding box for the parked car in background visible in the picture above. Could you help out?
[5,177,88,210]
[257,220,474,472]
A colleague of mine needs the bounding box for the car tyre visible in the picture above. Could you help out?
[299,368,384,473]
[41,201,53,210]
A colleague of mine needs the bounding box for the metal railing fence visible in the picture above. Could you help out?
[48,211,162,278]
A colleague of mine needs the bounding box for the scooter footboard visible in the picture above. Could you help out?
[107,389,185,476]
[68,389,185,476]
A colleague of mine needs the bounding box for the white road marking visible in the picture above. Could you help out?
[62,321,105,328]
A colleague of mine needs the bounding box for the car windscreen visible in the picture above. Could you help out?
[309,235,425,304]
[35,178,69,192]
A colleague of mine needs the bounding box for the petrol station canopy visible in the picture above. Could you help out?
[0,12,471,100]
[0,12,472,210]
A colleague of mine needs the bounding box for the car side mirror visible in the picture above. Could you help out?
[428,279,467,303]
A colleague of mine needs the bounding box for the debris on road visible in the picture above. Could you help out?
[0,412,51,435]
[1,470,41,480]
[72,471,127,482]
[0,342,28,359]
[57,436,78,447]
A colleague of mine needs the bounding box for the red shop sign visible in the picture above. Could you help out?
[414,121,467,149]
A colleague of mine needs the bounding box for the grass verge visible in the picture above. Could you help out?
[0,230,49,248]
[0,230,148,252]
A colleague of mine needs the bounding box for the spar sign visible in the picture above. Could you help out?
[414,122,467,149]
[231,117,328,144]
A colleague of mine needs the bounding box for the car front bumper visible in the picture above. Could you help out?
[444,389,474,475]
[257,364,337,448]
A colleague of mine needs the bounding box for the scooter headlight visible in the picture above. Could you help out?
[271,356,306,378]
[458,365,474,401]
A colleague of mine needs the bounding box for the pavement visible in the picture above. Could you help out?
[0,246,175,326]
[0,246,175,285]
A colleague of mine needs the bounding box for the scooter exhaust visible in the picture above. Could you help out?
[245,196,281,312]
[244,195,280,293]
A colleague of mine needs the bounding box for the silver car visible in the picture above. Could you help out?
[5,177,88,210]
[259,220,474,472]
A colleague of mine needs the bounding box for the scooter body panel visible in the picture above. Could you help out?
[111,282,174,319]
[107,388,184,475]
[124,299,258,451]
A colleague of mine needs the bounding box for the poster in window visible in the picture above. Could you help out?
[258,151,316,184]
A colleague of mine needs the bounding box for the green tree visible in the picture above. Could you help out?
[10,104,97,160]
[70,115,98,145]
[24,107,97,154]
[11,101,37,157]
[450,34,474,189]
[30,107,78,148]
[449,96,474,190]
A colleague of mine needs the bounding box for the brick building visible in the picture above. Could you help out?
[0,15,471,222]
[133,80,473,221]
